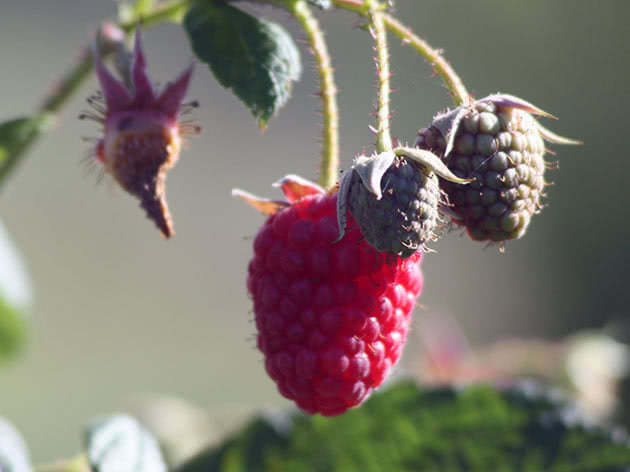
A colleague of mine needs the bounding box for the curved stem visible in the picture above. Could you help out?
[290,0,339,189]
[365,0,392,153]
[382,14,469,106]
[332,0,470,106]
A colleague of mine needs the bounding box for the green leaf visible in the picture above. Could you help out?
[184,2,302,128]
[0,418,32,472]
[177,381,630,472]
[85,415,167,472]
[0,221,31,363]
[0,115,50,188]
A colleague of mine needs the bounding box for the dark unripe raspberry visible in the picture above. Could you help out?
[348,156,440,257]
[248,192,423,416]
[416,101,547,242]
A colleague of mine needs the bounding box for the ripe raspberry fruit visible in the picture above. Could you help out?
[83,28,199,238]
[234,175,424,416]
[336,149,469,257]
[415,94,580,243]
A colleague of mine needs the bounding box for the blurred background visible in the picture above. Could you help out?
[0,0,628,464]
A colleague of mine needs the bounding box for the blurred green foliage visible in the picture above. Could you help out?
[0,296,27,361]
[0,115,49,188]
[85,415,167,472]
[178,381,630,472]
[0,222,31,362]
[0,418,32,472]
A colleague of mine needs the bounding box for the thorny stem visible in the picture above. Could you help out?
[383,14,470,106]
[365,0,392,153]
[290,0,339,190]
[332,0,470,106]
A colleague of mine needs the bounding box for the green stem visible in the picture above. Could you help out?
[290,0,339,189]
[365,0,392,153]
[382,14,469,106]
[40,48,94,114]
[120,0,192,31]
[332,0,470,106]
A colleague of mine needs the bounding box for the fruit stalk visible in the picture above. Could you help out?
[382,14,470,106]
[365,0,393,153]
[332,0,470,106]
[290,0,340,190]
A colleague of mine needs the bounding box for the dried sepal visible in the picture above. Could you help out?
[130,29,155,107]
[351,151,396,200]
[477,93,557,119]
[335,170,353,243]
[427,94,579,160]
[233,174,323,217]
[393,146,472,184]
[535,121,583,145]
[430,107,469,158]
[232,189,289,215]
[91,43,132,111]
[272,174,324,202]
[157,64,195,118]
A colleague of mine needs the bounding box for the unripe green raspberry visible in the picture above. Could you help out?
[347,156,440,257]
[337,149,466,258]
[415,94,579,243]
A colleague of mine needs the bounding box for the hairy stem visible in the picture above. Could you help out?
[290,0,339,189]
[332,0,470,106]
[382,14,469,106]
[365,0,392,152]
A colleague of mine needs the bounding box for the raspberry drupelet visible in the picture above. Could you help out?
[235,176,424,416]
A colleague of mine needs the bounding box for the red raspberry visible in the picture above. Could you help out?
[239,176,424,416]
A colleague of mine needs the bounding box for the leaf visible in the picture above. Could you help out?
[184,2,302,128]
[0,115,50,188]
[0,221,31,362]
[177,381,630,472]
[85,415,167,472]
[0,418,32,472]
